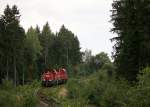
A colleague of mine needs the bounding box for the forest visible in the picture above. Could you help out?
[0,0,150,107]
[0,5,82,85]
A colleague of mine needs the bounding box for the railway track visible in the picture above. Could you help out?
[36,88,59,107]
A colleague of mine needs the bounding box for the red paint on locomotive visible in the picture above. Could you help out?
[41,68,68,86]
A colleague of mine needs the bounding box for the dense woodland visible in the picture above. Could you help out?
[111,0,150,81]
[0,5,83,85]
[0,5,111,86]
[0,0,150,106]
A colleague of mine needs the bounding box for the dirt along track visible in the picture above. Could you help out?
[35,78,97,107]
[36,88,58,107]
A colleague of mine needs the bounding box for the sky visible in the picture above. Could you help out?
[0,0,115,58]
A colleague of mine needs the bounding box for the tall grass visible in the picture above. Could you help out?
[1,67,150,107]
[0,80,39,107]
[60,67,150,107]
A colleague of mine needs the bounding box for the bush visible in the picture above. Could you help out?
[85,71,130,107]
[125,67,150,107]
[0,79,14,91]
[1,67,150,107]
[0,90,16,107]
[0,80,39,107]
[51,67,150,107]
[16,82,39,107]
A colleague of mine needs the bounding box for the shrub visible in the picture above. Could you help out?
[0,90,16,107]
[0,80,39,107]
[126,67,150,107]
[0,79,14,91]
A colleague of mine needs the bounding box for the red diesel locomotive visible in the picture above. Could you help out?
[41,68,68,87]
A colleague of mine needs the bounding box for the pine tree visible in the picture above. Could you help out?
[40,22,54,68]
[0,18,5,83]
[25,27,42,80]
[0,5,25,86]
[111,0,150,81]
[58,25,82,68]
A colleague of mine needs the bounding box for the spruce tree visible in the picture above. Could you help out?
[0,5,25,86]
[40,22,54,68]
[25,27,42,80]
[58,25,82,67]
[111,0,150,81]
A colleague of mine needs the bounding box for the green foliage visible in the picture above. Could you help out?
[80,51,113,75]
[0,90,16,107]
[16,83,39,107]
[111,0,150,81]
[39,22,54,68]
[89,67,150,107]
[25,27,42,61]
[31,67,150,107]
[0,5,25,85]
[0,79,14,90]
[0,80,39,107]
[37,23,82,75]
[24,27,42,80]
[95,52,111,67]
[0,5,82,84]
[57,25,82,67]
[123,67,150,107]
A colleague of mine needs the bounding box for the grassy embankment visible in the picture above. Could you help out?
[1,67,150,107]
[40,67,150,107]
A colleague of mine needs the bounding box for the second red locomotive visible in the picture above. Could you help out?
[41,68,68,87]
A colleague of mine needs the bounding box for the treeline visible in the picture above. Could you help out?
[80,49,113,75]
[0,5,82,86]
[111,0,150,81]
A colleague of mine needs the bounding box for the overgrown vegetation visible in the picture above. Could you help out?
[0,0,150,106]
[0,80,40,107]
[41,67,150,107]
[1,67,150,107]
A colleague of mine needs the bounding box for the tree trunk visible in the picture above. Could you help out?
[45,47,48,66]
[22,67,24,85]
[45,53,47,65]
[14,56,17,87]
[6,56,9,80]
